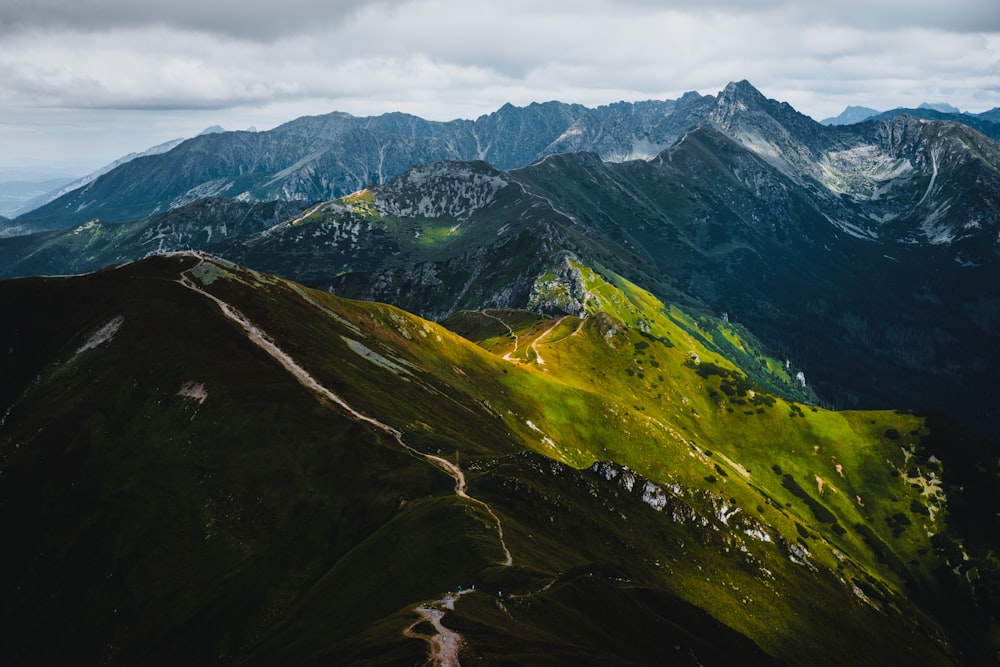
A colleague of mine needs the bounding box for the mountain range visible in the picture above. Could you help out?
[8,81,998,234]
[0,126,242,229]
[4,81,999,437]
[1,80,999,664]
[821,102,998,127]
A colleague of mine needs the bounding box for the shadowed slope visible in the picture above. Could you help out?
[0,255,995,665]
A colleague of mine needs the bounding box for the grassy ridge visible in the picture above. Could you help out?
[0,255,992,664]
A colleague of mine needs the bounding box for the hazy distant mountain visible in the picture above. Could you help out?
[979,108,1000,123]
[4,136,187,225]
[0,177,74,219]
[820,105,880,125]
[6,126,242,223]
[919,102,961,114]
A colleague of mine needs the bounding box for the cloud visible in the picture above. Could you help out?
[0,0,409,41]
[1,2,995,113]
[2,0,997,41]
[0,0,997,172]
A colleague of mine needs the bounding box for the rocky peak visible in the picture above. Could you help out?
[718,79,767,104]
[374,161,511,220]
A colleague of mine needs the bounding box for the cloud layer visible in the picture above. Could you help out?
[1,0,997,172]
[3,0,997,37]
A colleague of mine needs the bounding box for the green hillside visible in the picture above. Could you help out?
[0,254,995,665]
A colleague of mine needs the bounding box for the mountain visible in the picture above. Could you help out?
[1,254,997,664]
[10,101,681,233]
[920,102,962,114]
[979,108,1000,123]
[0,177,75,221]
[820,105,880,126]
[0,198,313,277]
[511,122,1000,435]
[13,83,1000,236]
[255,116,999,440]
[6,136,191,224]
[823,103,1000,142]
[4,81,1000,445]
[872,108,1000,142]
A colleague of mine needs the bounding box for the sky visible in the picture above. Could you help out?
[0,0,997,179]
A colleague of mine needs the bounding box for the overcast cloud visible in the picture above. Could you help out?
[0,0,997,176]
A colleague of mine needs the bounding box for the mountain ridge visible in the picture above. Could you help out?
[3,103,1000,439]
[10,80,998,234]
[1,253,995,664]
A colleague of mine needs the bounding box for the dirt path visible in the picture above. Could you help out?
[402,591,473,667]
[423,452,513,566]
[479,310,519,361]
[481,312,582,367]
[258,202,327,238]
[179,263,512,565]
[529,316,568,366]
[178,261,512,664]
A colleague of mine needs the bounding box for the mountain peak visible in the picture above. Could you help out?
[371,159,510,221]
[820,105,880,126]
[918,102,961,114]
[721,79,765,99]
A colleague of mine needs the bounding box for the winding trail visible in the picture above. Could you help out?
[529,316,568,366]
[402,591,473,667]
[177,259,512,664]
[480,312,584,367]
[479,310,520,361]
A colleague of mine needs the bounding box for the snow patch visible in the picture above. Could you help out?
[603,138,670,163]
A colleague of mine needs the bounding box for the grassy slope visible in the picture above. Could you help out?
[445,262,995,663]
[0,255,991,665]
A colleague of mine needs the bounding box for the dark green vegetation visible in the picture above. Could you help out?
[0,198,312,278]
[1,255,997,665]
[3,81,1000,664]
[3,83,999,445]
